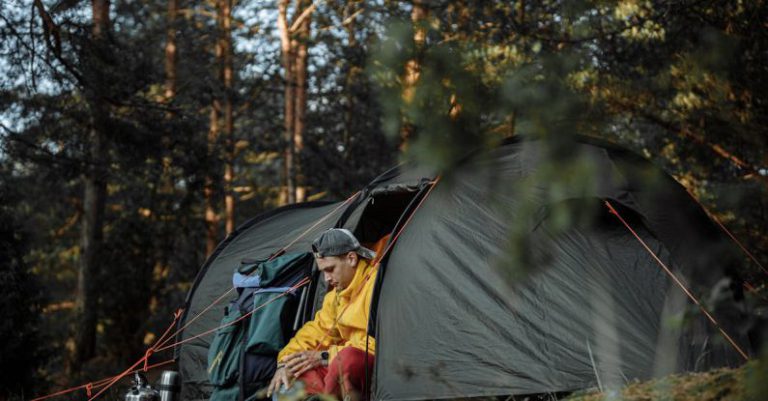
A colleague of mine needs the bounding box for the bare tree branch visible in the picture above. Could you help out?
[289,1,319,33]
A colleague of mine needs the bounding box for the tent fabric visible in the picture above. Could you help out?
[178,138,749,401]
[372,141,748,400]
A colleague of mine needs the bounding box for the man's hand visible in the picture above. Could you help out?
[266,366,291,397]
[282,350,325,378]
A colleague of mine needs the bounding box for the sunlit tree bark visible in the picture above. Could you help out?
[222,0,235,233]
[277,0,296,205]
[205,0,223,256]
[293,0,310,203]
[342,2,359,156]
[278,0,313,204]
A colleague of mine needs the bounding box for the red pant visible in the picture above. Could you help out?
[298,347,375,400]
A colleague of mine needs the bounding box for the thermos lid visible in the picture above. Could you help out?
[158,370,181,395]
[159,370,180,386]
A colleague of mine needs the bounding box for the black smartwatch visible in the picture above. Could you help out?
[320,351,329,364]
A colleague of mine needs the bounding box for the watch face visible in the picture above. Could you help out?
[321,351,329,360]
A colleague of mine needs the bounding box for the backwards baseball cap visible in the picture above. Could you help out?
[311,228,376,260]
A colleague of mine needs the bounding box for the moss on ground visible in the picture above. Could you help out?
[566,359,768,401]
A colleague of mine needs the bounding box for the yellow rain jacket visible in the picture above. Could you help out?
[277,258,378,363]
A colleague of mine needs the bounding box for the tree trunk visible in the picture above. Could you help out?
[293,0,310,203]
[205,0,223,256]
[71,0,110,372]
[222,0,235,233]
[91,0,110,38]
[205,108,221,256]
[277,0,313,204]
[342,2,358,158]
[401,0,428,150]
[278,0,295,205]
[73,125,106,370]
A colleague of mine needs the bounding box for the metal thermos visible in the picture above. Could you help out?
[157,370,181,401]
[124,372,159,401]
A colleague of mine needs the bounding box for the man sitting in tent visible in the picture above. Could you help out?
[267,228,378,401]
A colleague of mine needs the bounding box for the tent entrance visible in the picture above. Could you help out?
[301,187,425,326]
[354,188,422,248]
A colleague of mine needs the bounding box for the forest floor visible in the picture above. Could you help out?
[565,358,767,401]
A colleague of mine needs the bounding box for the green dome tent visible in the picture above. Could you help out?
[176,137,751,400]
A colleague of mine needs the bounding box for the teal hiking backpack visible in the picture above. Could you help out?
[207,252,314,401]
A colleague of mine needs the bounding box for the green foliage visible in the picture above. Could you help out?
[368,0,768,285]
